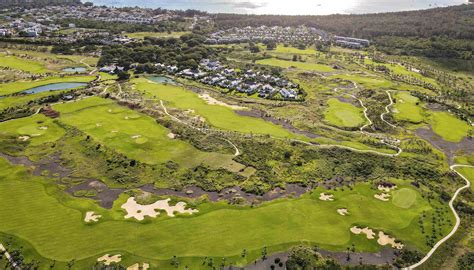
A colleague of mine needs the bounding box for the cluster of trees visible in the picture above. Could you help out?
[99,33,212,70]
[0,0,80,8]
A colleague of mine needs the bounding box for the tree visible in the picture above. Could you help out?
[117,71,130,81]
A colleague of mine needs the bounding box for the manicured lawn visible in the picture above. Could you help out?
[0,158,450,267]
[0,54,49,73]
[53,97,240,170]
[393,92,425,123]
[133,78,299,139]
[273,45,317,55]
[324,98,366,128]
[0,75,95,96]
[125,31,190,39]
[0,114,65,146]
[392,188,418,209]
[256,58,334,72]
[428,112,471,142]
[330,74,394,89]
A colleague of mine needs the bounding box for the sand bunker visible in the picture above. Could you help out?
[111,130,118,133]
[96,123,102,127]
[18,136,30,141]
[337,208,349,216]
[199,93,246,110]
[131,135,141,139]
[319,193,334,201]
[98,254,122,265]
[122,197,198,221]
[350,226,376,239]
[127,263,150,270]
[377,231,404,249]
[38,126,48,130]
[378,185,397,192]
[167,132,176,139]
[374,193,391,201]
[84,211,101,223]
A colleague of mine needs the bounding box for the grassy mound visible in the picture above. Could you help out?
[324,98,366,128]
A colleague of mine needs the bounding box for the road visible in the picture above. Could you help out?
[403,165,473,269]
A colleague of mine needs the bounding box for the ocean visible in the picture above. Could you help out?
[84,0,468,15]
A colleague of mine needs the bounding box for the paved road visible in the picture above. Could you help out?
[403,164,473,269]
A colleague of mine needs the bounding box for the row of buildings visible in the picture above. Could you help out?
[206,26,328,45]
[333,36,371,49]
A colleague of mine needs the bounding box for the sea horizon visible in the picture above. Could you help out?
[83,0,469,15]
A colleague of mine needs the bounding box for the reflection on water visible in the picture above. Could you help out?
[87,0,467,15]
[20,82,88,95]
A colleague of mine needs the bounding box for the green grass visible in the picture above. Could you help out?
[133,78,299,139]
[392,188,418,209]
[273,45,317,55]
[454,166,474,191]
[52,97,241,170]
[428,112,472,142]
[324,98,366,128]
[125,31,190,39]
[0,75,95,96]
[0,114,65,146]
[393,92,425,123]
[0,54,49,73]
[0,158,451,268]
[256,58,334,72]
[330,74,394,89]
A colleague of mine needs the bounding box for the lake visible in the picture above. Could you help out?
[63,67,87,73]
[20,82,88,95]
[85,0,467,15]
[147,76,179,85]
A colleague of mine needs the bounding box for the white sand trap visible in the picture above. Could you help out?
[122,197,198,221]
[337,208,349,216]
[31,134,42,137]
[374,193,391,201]
[199,93,246,110]
[131,135,141,139]
[18,136,30,141]
[377,231,404,249]
[84,211,101,223]
[96,123,102,127]
[378,185,397,192]
[97,254,122,265]
[319,193,334,201]
[111,130,119,133]
[350,226,376,239]
[167,132,176,139]
[127,263,149,270]
[38,126,48,130]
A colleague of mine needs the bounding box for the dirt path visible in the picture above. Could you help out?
[160,100,241,157]
[0,243,20,269]
[381,90,398,128]
[403,164,473,269]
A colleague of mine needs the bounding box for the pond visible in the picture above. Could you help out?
[20,82,88,95]
[63,67,87,73]
[147,76,179,85]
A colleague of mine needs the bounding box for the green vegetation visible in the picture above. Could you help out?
[134,78,299,138]
[392,188,418,209]
[324,98,366,128]
[0,75,95,96]
[53,97,240,169]
[125,31,191,39]
[428,112,471,142]
[393,92,425,123]
[257,58,334,72]
[0,158,452,266]
[0,54,48,73]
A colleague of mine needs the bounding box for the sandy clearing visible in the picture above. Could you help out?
[127,263,149,270]
[199,93,246,110]
[378,231,404,249]
[337,208,349,216]
[167,132,176,139]
[122,197,198,221]
[84,211,101,222]
[319,193,334,201]
[378,185,397,192]
[374,193,391,201]
[98,254,122,265]
[350,226,376,239]
[18,136,30,141]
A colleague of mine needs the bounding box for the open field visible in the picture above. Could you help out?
[324,98,366,128]
[428,112,472,143]
[0,75,95,96]
[53,97,241,169]
[133,78,299,138]
[256,58,335,72]
[392,92,425,123]
[0,54,49,73]
[0,158,452,267]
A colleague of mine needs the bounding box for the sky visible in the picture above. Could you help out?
[85,0,468,15]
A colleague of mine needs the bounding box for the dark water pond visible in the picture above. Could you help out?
[20,82,88,94]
